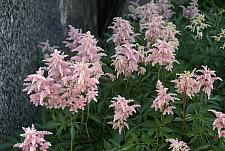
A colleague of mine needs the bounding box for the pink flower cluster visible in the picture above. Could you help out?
[197,66,222,99]
[24,26,105,112]
[152,80,178,115]
[108,95,140,134]
[129,1,179,72]
[64,25,82,50]
[210,110,225,138]
[181,0,199,18]
[38,40,59,58]
[166,138,190,151]
[146,40,178,71]
[112,43,142,77]
[14,124,52,151]
[157,0,174,19]
[108,17,135,46]
[109,17,144,77]
[172,66,222,98]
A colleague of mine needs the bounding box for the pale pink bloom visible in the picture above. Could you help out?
[64,25,82,50]
[141,16,165,43]
[157,0,174,19]
[181,0,199,18]
[71,31,105,63]
[161,22,180,50]
[151,80,178,115]
[197,66,222,99]
[45,49,71,80]
[108,17,135,46]
[108,95,140,134]
[166,138,190,151]
[209,110,225,138]
[23,68,54,106]
[14,124,52,151]
[112,43,141,77]
[146,40,178,71]
[172,70,201,98]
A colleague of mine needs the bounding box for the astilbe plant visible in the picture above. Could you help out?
[10,1,225,151]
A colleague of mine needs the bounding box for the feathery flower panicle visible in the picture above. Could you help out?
[186,13,210,39]
[14,124,52,151]
[23,68,54,106]
[146,40,178,71]
[45,49,71,81]
[108,17,136,46]
[108,95,140,134]
[157,0,174,19]
[24,26,105,112]
[209,110,225,138]
[71,31,105,63]
[172,70,201,98]
[64,25,82,50]
[38,40,59,58]
[181,0,199,18]
[141,16,165,44]
[61,62,103,112]
[197,66,222,99]
[166,138,190,151]
[105,73,116,81]
[161,22,180,49]
[112,43,141,77]
[212,28,225,49]
[151,80,178,115]
[129,1,159,24]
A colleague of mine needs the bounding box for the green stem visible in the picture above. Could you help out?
[181,94,188,135]
[156,113,163,151]
[70,137,73,151]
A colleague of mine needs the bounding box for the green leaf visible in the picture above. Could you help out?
[70,125,75,140]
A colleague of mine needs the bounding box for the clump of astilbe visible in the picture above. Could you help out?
[172,70,201,98]
[108,17,136,46]
[64,25,82,50]
[112,43,141,77]
[209,110,225,138]
[166,138,190,151]
[157,0,174,19]
[108,95,140,134]
[181,0,199,18]
[145,40,178,71]
[38,40,59,59]
[186,13,211,39]
[197,66,222,99]
[212,28,225,49]
[24,26,105,112]
[14,124,52,151]
[151,80,178,115]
